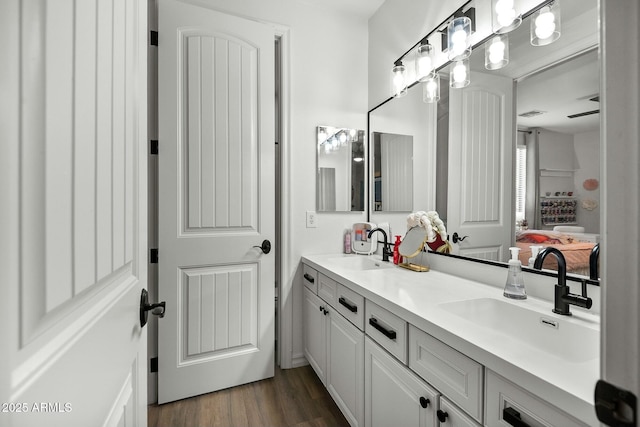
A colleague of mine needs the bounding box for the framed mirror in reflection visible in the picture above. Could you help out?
[372,132,413,211]
[316,126,366,212]
[369,0,600,279]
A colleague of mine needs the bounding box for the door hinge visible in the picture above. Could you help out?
[595,379,637,426]
[150,31,158,46]
[150,249,159,264]
[150,357,158,373]
[150,139,158,155]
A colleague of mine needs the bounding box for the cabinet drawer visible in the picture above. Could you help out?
[318,273,337,304]
[485,370,591,427]
[302,264,318,293]
[335,283,365,330]
[438,397,482,427]
[408,325,483,423]
[365,300,407,363]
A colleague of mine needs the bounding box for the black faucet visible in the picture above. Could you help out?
[367,228,393,262]
[533,247,593,316]
[589,243,600,281]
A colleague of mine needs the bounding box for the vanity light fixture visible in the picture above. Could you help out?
[450,59,470,88]
[531,1,561,46]
[492,0,522,34]
[391,60,408,98]
[415,37,435,82]
[423,73,440,103]
[485,34,509,70]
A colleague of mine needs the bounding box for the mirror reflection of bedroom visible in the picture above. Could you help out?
[515,49,599,278]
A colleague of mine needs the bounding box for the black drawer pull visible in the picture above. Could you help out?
[503,407,531,427]
[369,317,396,340]
[437,410,448,422]
[339,297,357,313]
[303,273,315,283]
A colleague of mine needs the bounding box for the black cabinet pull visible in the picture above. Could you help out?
[304,273,315,283]
[339,297,357,313]
[369,317,396,340]
[503,407,531,427]
[437,410,448,422]
[419,397,430,408]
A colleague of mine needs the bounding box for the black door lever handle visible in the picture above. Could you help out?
[140,289,166,328]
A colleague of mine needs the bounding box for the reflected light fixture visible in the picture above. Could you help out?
[485,34,509,70]
[492,0,522,34]
[447,16,472,61]
[450,59,470,88]
[391,60,408,98]
[415,38,435,82]
[531,1,561,46]
[423,73,440,103]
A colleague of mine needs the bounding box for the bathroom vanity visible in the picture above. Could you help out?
[301,254,600,427]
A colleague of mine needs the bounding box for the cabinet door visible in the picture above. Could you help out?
[438,397,482,427]
[365,337,439,427]
[304,287,327,383]
[327,307,365,427]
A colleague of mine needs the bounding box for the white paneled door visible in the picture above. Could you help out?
[1,0,148,426]
[447,72,514,261]
[157,0,275,403]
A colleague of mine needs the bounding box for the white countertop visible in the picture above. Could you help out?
[302,253,600,426]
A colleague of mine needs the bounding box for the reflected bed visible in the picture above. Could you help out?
[516,230,597,276]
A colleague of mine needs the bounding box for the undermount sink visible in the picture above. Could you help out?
[439,298,599,363]
[327,256,395,271]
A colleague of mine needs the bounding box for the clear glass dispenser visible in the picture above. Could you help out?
[504,247,527,299]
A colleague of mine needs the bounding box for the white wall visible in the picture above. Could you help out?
[573,130,600,233]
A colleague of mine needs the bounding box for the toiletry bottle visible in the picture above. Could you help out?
[504,247,527,299]
[393,235,402,265]
[344,229,351,254]
[528,245,543,268]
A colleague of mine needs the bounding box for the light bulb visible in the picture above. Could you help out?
[339,133,347,144]
[423,74,440,103]
[450,60,470,88]
[451,27,467,56]
[535,7,556,39]
[453,62,467,82]
[495,0,516,27]
[489,40,505,64]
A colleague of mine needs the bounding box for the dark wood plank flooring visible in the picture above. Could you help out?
[148,365,350,427]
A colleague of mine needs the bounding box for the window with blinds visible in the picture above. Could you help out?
[515,145,527,223]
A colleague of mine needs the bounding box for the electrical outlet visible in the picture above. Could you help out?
[306,211,317,228]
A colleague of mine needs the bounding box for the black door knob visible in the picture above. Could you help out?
[254,239,271,254]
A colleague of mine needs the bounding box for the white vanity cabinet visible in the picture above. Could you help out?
[303,270,365,427]
[300,257,597,427]
[364,336,439,427]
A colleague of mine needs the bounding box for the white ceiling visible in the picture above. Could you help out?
[298,0,385,18]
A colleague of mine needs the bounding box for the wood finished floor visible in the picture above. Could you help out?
[148,365,350,427]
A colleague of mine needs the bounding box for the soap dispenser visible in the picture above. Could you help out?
[504,247,527,300]
[528,245,543,268]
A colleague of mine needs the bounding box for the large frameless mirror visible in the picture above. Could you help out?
[316,126,366,212]
[368,0,600,280]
